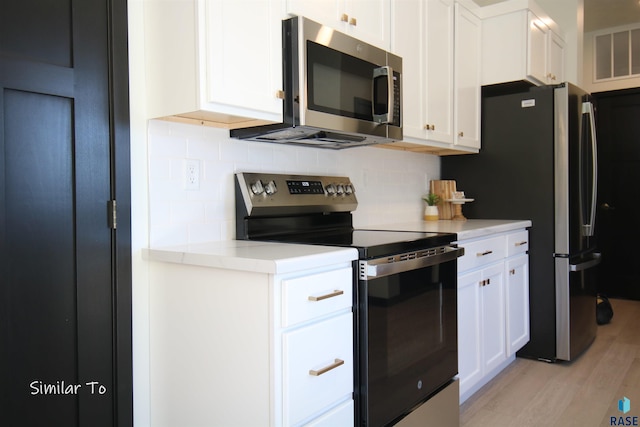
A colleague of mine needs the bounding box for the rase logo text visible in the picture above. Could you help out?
[611,397,638,426]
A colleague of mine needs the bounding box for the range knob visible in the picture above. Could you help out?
[345,184,354,195]
[264,180,277,195]
[336,184,345,195]
[325,183,337,195]
[250,180,264,195]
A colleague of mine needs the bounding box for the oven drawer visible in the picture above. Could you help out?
[457,235,506,272]
[281,267,353,327]
[506,230,529,257]
[283,312,353,426]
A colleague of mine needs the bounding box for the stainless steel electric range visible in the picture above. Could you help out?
[235,172,463,426]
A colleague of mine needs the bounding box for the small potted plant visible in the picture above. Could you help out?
[422,193,440,221]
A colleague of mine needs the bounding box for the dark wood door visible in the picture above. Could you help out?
[594,88,640,300]
[0,0,132,425]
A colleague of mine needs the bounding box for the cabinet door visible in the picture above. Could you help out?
[286,0,389,48]
[548,31,565,84]
[286,0,340,31]
[208,0,283,116]
[391,0,453,144]
[527,11,548,84]
[283,312,353,426]
[506,254,530,356]
[457,270,483,397]
[426,0,454,144]
[345,0,390,48]
[391,0,426,139]
[454,3,481,149]
[480,263,506,374]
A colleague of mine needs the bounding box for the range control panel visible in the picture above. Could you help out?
[287,180,325,194]
[235,172,358,216]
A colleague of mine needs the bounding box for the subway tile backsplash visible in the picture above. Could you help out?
[148,119,440,247]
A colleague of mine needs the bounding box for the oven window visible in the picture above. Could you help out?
[360,261,458,426]
[307,41,375,121]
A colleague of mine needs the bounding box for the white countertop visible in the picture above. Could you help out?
[144,220,530,274]
[143,240,358,275]
[367,219,532,241]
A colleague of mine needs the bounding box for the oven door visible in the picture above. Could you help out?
[357,246,462,427]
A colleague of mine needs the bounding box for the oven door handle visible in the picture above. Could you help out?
[359,246,464,280]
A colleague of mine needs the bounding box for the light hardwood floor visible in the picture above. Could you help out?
[460,298,640,427]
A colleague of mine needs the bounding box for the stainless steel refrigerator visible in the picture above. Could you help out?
[442,82,600,361]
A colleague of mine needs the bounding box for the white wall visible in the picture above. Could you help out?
[128,1,151,425]
[147,120,441,247]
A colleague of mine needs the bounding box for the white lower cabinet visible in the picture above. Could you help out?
[506,254,530,355]
[148,261,354,426]
[457,260,506,400]
[505,230,530,356]
[283,312,353,425]
[457,229,529,403]
[479,263,506,373]
[303,400,354,427]
[457,270,483,395]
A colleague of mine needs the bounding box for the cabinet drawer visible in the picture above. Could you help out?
[506,230,529,257]
[283,313,353,426]
[458,235,506,272]
[303,399,354,427]
[282,267,352,327]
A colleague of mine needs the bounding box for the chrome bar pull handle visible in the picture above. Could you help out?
[308,290,344,302]
[585,101,598,237]
[309,359,344,376]
[476,250,493,257]
[372,66,394,124]
[515,241,528,246]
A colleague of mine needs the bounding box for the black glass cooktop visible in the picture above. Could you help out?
[263,229,457,259]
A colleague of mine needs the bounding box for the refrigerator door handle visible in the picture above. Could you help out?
[582,101,598,237]
[569,252,601,272]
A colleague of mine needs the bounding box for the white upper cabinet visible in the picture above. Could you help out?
[388,0,480,155]
[547,30,565,84]
[286,0,391,49]
[391,0,454,146]
[527,10,549,83]
[482,3,565,86]
[454,2,481,150]
[144,0,284,126]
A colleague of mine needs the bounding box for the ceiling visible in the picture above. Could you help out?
[473,0,640,32]
[583,0,640,32]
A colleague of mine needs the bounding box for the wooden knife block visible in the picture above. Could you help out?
[430,180,457,220]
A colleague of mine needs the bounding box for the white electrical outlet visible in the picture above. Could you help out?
[185,159,200,190]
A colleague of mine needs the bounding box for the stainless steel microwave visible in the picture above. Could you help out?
[231,16,402,149]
